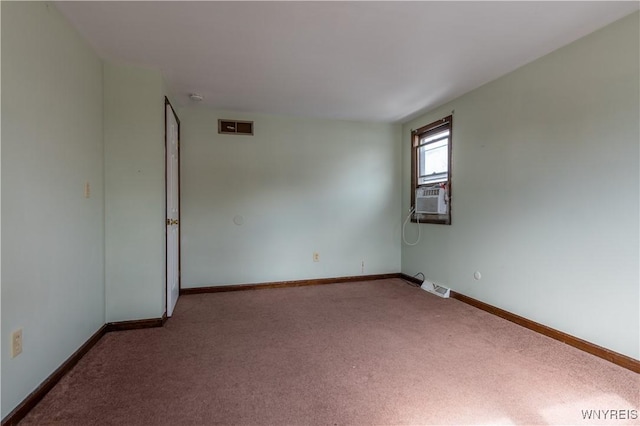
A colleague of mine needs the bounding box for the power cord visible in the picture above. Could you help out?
[402,272,425,288]
[402,206,420,246]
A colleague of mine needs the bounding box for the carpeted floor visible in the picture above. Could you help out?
[21,278,639,425]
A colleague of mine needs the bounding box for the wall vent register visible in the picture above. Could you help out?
[218,119,254,135]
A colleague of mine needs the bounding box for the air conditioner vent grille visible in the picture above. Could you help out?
[415,187,447,214]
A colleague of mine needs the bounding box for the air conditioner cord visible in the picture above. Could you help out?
[402,206,420,246]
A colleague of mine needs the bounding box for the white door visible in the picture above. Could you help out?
[166,100,180,317]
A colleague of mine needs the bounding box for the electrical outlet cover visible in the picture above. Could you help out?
[11,329,23,358]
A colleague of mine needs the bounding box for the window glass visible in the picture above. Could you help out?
[418,136,448,184]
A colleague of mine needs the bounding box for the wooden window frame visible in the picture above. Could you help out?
[410,115,452,225]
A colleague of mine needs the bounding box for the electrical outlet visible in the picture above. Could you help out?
[11,329,23,358]
[84,181,91,198]
[361,260,365,274]
[313,252,320,262]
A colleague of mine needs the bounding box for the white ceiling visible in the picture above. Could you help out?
[55,1,638,123]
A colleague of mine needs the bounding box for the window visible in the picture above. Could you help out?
[411,115,452,224]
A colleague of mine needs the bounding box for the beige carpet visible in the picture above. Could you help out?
[21,279,639,425]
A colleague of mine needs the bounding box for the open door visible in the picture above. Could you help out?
[165,98,180,317]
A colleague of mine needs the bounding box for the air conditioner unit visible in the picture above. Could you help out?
[415,187,447,214]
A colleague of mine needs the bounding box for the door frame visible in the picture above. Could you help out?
[164,96,181,317]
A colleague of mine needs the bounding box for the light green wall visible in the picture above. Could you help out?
[104,63,166,322]
[179,108,402,287]
[402,12,639,359]
[1,1,105,417]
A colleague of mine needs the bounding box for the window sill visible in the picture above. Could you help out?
[411,214,450,225]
